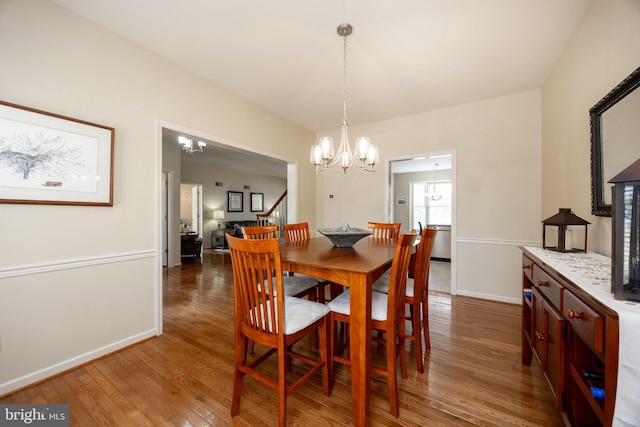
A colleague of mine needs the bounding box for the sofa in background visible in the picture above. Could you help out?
[225,220,258,238]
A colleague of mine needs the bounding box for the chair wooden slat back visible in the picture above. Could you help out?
[414,228,437,301]
[243,224,279,240]
[227,234,283,338]
[387,232,418,332]
[367,222,401,239]
[282,222,311,243]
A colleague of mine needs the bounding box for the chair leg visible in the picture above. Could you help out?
[231,333,247,417]
[317,283,326,305]
[320,316,331,396]
[412,301,424,374]
[399,326,408,380]
[278,341,288,427]
[423,299,430,351]
[328,314,335,389]
[386,328,399,417]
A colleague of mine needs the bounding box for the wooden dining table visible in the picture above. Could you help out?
[280,236,398,426]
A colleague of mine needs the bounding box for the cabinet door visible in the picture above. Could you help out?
[532,288,545,367]
[545,302,565,409]
[531,287,565,409]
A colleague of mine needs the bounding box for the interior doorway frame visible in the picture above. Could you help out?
[156,119,299,335]
[386,149,457,295]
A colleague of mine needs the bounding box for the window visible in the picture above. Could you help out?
[411,180,451,229]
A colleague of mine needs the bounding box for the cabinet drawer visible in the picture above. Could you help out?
[564,291,604,354]
[532,265,563,310]
[522,255,534,282]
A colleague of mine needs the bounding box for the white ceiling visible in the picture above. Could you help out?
[51,0,593,177]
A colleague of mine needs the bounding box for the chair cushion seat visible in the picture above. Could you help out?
[371,273,414,297]
[250,296,330,335]
[260,275,319,297]
[371,272,390,293]
[282,275,319,296]
[327,289,389,321]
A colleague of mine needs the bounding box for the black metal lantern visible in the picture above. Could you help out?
[542,208,590,253]
[610,159,640,301]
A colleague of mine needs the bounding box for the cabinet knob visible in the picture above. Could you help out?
[567,309,585,320]
[522,264,531,270]
[537,280,549,287]
[535,331,545,341]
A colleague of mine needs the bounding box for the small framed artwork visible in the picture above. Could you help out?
[228,191,243,212]
[0,100,114,206]
[251,192,264,212]
[396,197,407,205]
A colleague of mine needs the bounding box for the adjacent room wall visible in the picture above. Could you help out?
[180,160,287,248]
[542,0,640,256]
[0,0,314,395]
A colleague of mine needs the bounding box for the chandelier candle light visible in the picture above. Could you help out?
[310,23,379,174]
[178,136,205,154]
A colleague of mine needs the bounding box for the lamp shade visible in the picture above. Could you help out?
[213,209,225,220]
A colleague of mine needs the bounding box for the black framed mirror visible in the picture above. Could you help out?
[590,66,640,216]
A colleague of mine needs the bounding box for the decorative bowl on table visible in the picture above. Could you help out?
[317,227,372,248]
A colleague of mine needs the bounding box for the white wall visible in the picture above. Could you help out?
[542,0,640,256]
[0,0,314,395]
[316,90,542,302]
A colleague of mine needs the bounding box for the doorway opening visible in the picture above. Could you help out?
[179,183,203,235]
[389,151,455,294]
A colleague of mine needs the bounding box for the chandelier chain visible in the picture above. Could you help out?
[342,32,348,125]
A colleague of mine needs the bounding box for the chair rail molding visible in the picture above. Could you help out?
[0,250,156,279]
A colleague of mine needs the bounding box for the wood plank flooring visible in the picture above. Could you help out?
[1,249,564,426]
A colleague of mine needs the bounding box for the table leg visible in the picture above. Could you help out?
[349,272,372,426]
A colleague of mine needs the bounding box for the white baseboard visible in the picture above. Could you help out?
[456,289,520,305]
[0,329,158,396]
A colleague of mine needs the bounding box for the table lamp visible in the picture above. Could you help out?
[213,209,225,229]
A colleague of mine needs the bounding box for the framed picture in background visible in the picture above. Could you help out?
[251,192,264,212]
[396,197,407,205]
[228,191,243,212]
[0,100,114,206]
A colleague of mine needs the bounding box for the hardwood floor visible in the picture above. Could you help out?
[1,249,564,426]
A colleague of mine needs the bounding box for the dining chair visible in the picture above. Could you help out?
[226,235,331,427]
[242,224,279,240]
[282,222,342,303]
[327,232,417,417]
[371,227,437,373]
[367,222,401,240]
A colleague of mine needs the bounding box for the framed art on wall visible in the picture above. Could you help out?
[0,101,115,206]
[228,191,243,212]
[251,192,264,212]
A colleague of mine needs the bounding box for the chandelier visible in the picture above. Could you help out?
[310,23,379,174]
[178,136,205,154]
[428,163,442,201]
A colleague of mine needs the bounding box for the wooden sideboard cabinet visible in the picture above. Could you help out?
[521,248,619,427]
